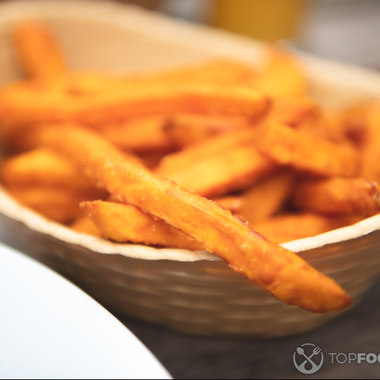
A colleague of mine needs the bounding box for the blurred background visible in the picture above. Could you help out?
[120,0,380,70]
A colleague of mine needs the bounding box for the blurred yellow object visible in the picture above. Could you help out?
[213,0,306,42]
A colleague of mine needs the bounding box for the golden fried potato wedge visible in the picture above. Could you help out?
[67,58,258,95]
[165,113,248,147]
[256,120,360,177]
[7,186,91,223]
[12,21,66,87]
[156,128,277,197]
[0,147,106,197]
[81,200,203,250]
[70,215,102,237]
[239,170,295,225]
[254,212,362,244]
[358,104,380,183]
[267,96,321,127]
[99,115,175,152]
[0,83,270,143]
[292,177,380,217]
[254,46,308,97]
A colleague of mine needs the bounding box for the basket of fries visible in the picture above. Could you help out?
[2,0,380,337]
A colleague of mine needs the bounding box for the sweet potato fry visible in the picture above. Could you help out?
[254,46,308,97]
[239,170,295,225]
[292,177,380,217]
[81,200,203,250]
[358,104,380,183]
[12,21,66,86]
[156,128,277,197]
[0,147,106,197]
[0,82,270,145]
[71,84,271,126]
[143,58,258,88]
[294,110,347,144]
[67,58,258,95]
[7,187,89,223]
[256,120,360,177]
[35,124,352,313]
[164,113,249,147]
[254,213,362,244]
[157,127,257,171]
[70,215,102,237]
[267,96,321,127]
[99,115,175,152]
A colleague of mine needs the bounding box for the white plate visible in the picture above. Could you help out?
[0,242,171,379]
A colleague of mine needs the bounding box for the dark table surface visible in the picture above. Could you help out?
[113,279,380,379]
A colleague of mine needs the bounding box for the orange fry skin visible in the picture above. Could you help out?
[267,96,321,127]
[35,124,352,313]
[7,187,92,224]
[256,121,360,178]
[239,170,295,226]
[68,85,272,127]
[156,128,277,197]
[254,213,362,244]
[292,177,380,217]
[165,113,248,147]
[359,104,380,183]
[67,58,258,95]
[81,200,203,250]
[99,115,175,153]
[0,147,105,196]
[254,46,308,98]
[0,83,270,148]
[12,21,66,86]
[70,215,102,237]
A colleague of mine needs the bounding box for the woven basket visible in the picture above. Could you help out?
[1,0,380,337]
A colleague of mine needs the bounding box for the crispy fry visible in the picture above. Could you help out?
[359,104,380,183]
[156,128,277,197]
[144,58,257,88]
[67,58,258,95]
[254,46,308,97]
[70,215,102,237]
[81,200,203,250]
[239,170,295,225]
[267,96,321,127]
[0,82,270,145]
[99,115,175,152]
[165,113,249,147]
[0,147,106,197]
[294,110,347,144]
[7,186,90,223]
[254,213,362,244]
[12,21,66,86]
[67,71,127,95]
[35,124,352,312]
[256,120,360,177]
[292,177,380,217]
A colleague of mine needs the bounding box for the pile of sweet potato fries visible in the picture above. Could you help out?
[1,21,380,313]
